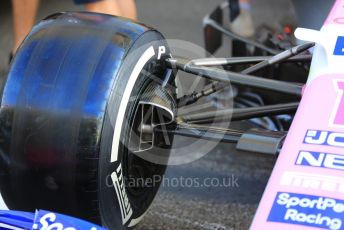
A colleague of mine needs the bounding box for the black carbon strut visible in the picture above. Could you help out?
[190,55,312,67]
[179,102,299,124]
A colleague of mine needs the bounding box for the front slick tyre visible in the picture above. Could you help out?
[0,12,175,229]
[99,32,176,229]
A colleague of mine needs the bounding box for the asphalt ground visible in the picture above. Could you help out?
[0,1,295,229]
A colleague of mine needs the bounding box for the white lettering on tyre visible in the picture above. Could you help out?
[111,164,133,224]
[157,46,166,60]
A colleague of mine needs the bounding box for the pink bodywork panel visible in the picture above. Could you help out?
[251,1,344,229]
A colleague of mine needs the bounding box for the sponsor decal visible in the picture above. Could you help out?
[32,210,105,230]
[268,192,344,230]
[296,151,344,171]
[111,164,133,224]
[304,130,344,148]
[280,171,344,193]
[333,36,344,56]
[0,209,105,230]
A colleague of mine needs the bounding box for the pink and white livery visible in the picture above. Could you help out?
[251,0,344,229]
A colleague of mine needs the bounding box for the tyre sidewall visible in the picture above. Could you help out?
[98,31,171,229]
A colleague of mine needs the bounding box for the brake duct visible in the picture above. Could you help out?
[129,82,176,152]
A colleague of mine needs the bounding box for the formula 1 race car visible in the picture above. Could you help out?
[0,0,343,229]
